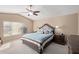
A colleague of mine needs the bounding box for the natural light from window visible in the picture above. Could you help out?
[3,21,27,37]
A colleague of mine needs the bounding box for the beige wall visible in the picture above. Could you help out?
[78,13,79,34]
[0,13,33,43]
[34,13,78,35]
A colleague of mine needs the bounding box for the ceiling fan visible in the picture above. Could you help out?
[22,5,40,16]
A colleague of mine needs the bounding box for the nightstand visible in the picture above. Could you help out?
[0,37,3,44]
[53,34,66,45]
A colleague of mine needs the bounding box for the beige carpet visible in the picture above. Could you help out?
[0,39,68,54]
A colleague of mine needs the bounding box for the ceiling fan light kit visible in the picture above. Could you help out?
[27,12,33,16]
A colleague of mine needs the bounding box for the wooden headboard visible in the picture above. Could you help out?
[39,24,55,34]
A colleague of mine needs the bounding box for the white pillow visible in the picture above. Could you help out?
[43,30,49,34]
[37,29,43,34]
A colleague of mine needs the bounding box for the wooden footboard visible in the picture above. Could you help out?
[22,38,53,54]
[22,40,43,53]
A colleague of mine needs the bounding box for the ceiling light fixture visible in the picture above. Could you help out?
[21,5,40,16]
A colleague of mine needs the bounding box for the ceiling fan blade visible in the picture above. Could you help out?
[26,8,33,13]
[26,8,30,11]
[34,11,40,13]
[34,13,38,16]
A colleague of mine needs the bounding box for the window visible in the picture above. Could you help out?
[3,21,26,37]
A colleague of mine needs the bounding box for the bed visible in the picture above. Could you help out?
[20,24,55,53]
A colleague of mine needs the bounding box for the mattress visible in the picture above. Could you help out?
[22,33,53,44]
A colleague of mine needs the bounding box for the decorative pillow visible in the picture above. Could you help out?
[43,30,49,34]
[37,28,43,34]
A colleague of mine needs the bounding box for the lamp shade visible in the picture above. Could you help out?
[55,26,59,28]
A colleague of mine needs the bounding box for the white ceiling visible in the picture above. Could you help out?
[0,5,79,20]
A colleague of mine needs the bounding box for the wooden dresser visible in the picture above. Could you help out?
[0,37,3,44]
[53,34,66,45]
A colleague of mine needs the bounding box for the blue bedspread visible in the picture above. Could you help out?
[22,33,52,43]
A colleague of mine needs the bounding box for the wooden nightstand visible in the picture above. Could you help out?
[53,34,66,45]
[0,37,3,44]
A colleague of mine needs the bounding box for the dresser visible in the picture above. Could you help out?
[53,34,66,45]
[0,37,3,44]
